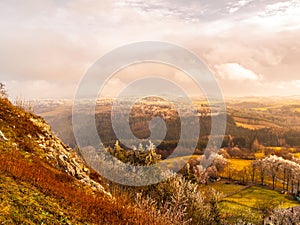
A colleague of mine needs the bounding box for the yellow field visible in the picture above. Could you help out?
[254,152,264,159]
[293,152,300,158]
[294,108,300,112]
[251,107,268,111]
[235,122,266,130]
[264,147,283,151]
[233,116,280,129]
[263,147,297,152]
[227,159,253,171]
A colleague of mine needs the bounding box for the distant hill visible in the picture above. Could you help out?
[33,98,300,157]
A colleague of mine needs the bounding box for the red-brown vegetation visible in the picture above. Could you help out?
[0,148,168,224]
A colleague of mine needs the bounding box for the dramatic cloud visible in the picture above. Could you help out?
[215,63,262,81]
[0,0,299,98]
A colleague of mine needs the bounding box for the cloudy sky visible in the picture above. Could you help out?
[1,0,300,99]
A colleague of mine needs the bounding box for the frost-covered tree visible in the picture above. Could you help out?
[193,155,227,184]
[266,207,300,224]
[140,174,223,225]
[253,155,300,192]
[252,159,267,185]
[262,155,283,189]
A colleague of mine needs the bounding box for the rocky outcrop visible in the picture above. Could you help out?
[0,98,110,197]
[29,117,111,196]
[0,130,8,141]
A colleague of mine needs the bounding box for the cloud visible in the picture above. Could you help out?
[226,0,254,14]
[0,0,300,98]
[259,80,300,94]
[243,0,300,31]
[215,63,262,81]
[6,80,77,99]
[101,77,126,97]
[295,80,300,88]
[262,0,300,16]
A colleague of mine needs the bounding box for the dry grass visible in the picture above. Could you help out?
[0,148,170,224]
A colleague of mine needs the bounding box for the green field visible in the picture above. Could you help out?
[210,182,300,219]
[224,186,299,208]
[208,182,246,196]
[206,181,300,208]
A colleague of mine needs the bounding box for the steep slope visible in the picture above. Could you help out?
[0,98,107,193]
[0,98,168,224]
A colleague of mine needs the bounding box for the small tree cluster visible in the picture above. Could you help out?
[193,154,228,184]
[107,140,161,166]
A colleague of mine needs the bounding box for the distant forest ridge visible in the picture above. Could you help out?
[31,98,300,159]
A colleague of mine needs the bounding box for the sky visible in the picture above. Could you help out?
[1,0,300,99]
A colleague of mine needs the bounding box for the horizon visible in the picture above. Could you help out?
[7,94,300,103]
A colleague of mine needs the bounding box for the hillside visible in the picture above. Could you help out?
[0,98,169,224]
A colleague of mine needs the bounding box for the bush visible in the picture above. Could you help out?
[0,82,7,99]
